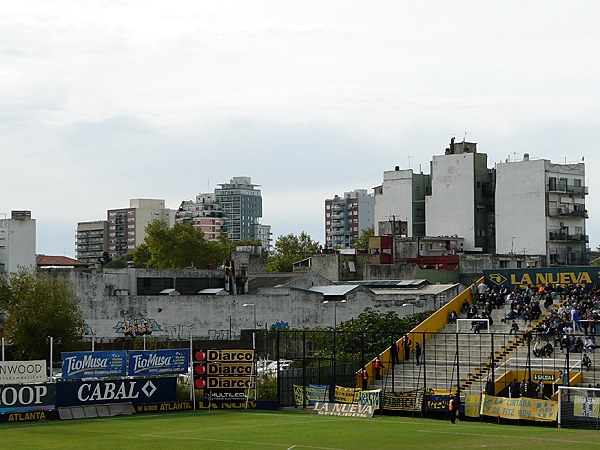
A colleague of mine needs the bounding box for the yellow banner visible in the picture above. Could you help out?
[464,394,481,418]
[574,396,600,418]
[335,386,360,404]
[358,390,381,409]
[480,394,557,422]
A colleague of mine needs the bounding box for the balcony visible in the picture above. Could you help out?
[547,182,588,195]
[548,208,588,218]
[548,232,589,242]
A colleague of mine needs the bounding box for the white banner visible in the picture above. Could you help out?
[0,360,47,385]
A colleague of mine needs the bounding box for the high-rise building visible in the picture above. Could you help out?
[495,155,588,265]
[325,189,374,249]
[373,167,431,237]
[425,140,495,252]
[76,220,109,265]
[214,177,265,242]
[107,199,174,258]
[0,210,36,273]
[175,193,226,242]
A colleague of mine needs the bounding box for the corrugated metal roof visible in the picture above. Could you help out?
[309,285,358,296]
[198,288,226,294]
[371,284,458,295]
[347,279,428,288]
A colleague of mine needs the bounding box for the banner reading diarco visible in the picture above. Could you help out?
[55,377,177,407]
[128,349,189,377]
[0,360,47,385]
[61,351,127,379]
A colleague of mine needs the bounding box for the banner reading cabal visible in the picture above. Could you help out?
[480,394,557,422]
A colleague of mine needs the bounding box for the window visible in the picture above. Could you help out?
[500,260,509,269]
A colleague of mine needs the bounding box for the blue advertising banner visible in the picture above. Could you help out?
[484,266,599,291]
[55,377,177,407]
[128,349,189,377]
[61,351,127,379]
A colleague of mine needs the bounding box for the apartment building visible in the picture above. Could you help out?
[495,154,588,265]
[107,199,174,258]
[325,189,374,249]
[76,220,109,265]
[175,193,226,242]
[214,177,265,242]
[0,210,36,273]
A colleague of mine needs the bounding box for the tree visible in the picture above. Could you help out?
[0,268,85,359]
[265,232,319,273]
[354,227,375,250]
[132,221,235,269]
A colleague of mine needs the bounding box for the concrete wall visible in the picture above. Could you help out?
[57,268,454,341]
[0,217,36,273]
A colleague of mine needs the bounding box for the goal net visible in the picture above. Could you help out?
[558,385,600,430]
[456,318,490,333]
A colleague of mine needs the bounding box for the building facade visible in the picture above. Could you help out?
[325,189,374,249]
[76,220,109,265]
[0,210,36,273]
[495,155,587,265]
[175,193,226,241]
[425,140,495,252]
[373,167,431,238]
[107,199,174,258]
[214,177,265,242]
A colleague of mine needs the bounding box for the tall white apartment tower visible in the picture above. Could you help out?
[425,140,495,252]
[496,155,587,265]
[0,210,36,273]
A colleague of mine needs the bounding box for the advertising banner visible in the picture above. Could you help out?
[334,386,360,404]
[0,360,47,385]
[55,377,177,407]
[480,394,558,422]
[61,351,127,379]
[358,389,381,410]
[382,389,424,412]
[484,266,597,291]
[128,349,189,377]
[135,401,193,414]
[0,383,55,413]
[311,401,375,418]
[424,392,452,412]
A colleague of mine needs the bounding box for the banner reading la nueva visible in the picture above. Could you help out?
[61,351,127,379]
[128,350,189,377]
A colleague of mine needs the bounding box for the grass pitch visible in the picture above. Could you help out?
[2,410,600,450]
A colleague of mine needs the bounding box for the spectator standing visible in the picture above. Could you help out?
[415,342,422,366]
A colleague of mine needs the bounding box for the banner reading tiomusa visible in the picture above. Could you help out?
[61,351,127,379]
[0,360,47,385]
[128,349,189,377]
[56,377,177,407]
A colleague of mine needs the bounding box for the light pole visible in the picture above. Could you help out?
[323,299,346,329]
[243,303,256,329]
[402,303,415,316]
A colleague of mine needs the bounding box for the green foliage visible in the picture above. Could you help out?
[132,221,235,269]
[354,226,375,250]
[0,268,85,359]
[257,374,278,400]
[265,232,319,273]
[104,253,133,268]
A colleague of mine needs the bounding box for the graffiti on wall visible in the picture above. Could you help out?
[163,323,194,339]
[82,324,94,336]
[113,318,162,336]
[271,321,290,331]
[208,329,235,340]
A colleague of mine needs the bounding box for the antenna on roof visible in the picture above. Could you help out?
[405,156,413,169]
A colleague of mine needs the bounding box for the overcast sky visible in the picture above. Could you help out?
[2,1,599,257]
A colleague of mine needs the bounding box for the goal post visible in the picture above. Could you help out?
[456,318,490,333]
[558,385,600,430]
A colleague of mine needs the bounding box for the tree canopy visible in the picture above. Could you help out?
[264,232,319,273]
[354,226,375,250]
[132,221,236,269]
[0,268,85,359]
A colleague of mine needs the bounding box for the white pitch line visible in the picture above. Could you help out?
[417,429,600,446]
[142,434,345,449]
